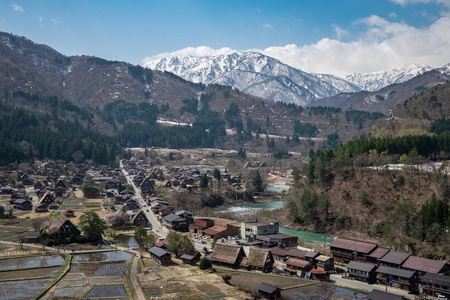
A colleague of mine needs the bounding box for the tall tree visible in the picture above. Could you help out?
[79,210,107,242]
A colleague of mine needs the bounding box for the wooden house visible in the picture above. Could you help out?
[365,247,390,264]
[34,181,45,191]
[132,210,150,227]
[401,256,450,277]
[285,248,308,260]
[180,252,201,265]
[255,282,281,300]
[347,261,378,284]
[12,199,32,210]
[285,258,312,277]
[148,246,172,265]
[421,273,450,299]
[329,237,378,263]
[54,179,69,191]
[140,177,155,194]
[240,249,274,273]
[210,244,246,268]
[47,214,81,238]
[379,251,410,269]
[376,265,419,294]
[39,191,55,206]
[315,255,334,272]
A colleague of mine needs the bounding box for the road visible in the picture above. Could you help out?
[120,160,168,239]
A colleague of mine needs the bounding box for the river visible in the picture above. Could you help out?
[225,201,335,244]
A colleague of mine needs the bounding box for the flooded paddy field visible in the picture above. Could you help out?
[0,266,62,281]
[0,254,65,271]
[69,262,127,276]
[72,250,133,262]
[0,278,54,300]
[84,284,127,298]
[282,283,367,299]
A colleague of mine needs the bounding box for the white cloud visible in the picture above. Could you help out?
[388,12,398,17]
[262,23,274,29]
[10,3,23,12]
[51,19,57,24]
[333,25,348,39]
[143,16,450,77]
[262,16,450,76]
[38,16,43,22]
[391,0,450,7]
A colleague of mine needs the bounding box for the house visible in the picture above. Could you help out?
[305,251,320,266]
[367,290,405,300]
[255,233,298,248]
[65,209,75,217]
[241,221,279,241]
[34,181,45,191]
[271,248,289,262]
[163,213,192,232]
[329,237,378,263]
[401,256,450,277]
[240,249,274,273]
[47,214,81,238]
[180,252,201,265]
[210,244,246,268]
[34,203,49,212]
[23,231,41,243]
[315,255,334,272]
[255,282,281,300]
[347,261,378,284]
[189,218,215,235]
[12,199,33,210]
[285,258,312,277]
[54,179,69,191]
[70,176,84,185]
[132,210,150,227]
[365,247,390,264]
[376,265,419,294]
[421,272,450,299]
[158,206,174,218]
[379,251,410,269]
[0,206,5,218]
[38,192,55,206]
[285,248,308,260]
[22,176,34,185]
[148,246,172,265]
[124,199,140,211]
[140,176,155,194]
[203,221,240,240]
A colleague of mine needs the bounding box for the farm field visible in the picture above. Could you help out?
[0,278,54,300]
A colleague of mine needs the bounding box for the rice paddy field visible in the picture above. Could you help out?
[49,250,133,299]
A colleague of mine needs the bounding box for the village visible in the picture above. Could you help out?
[0,148,449,300]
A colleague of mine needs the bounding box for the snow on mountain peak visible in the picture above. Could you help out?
[143,51,360,106]
[344,64,432,92]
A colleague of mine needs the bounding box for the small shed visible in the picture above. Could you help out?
[180,252,201,265]
[149,246,172,265]
[255,282,281,300]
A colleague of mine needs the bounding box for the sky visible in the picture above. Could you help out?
[1,0,450,77]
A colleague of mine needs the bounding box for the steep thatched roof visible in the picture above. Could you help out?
[210,244,245,265]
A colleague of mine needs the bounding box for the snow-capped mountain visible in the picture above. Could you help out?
[344,64,433,92]
[144,51,361,106]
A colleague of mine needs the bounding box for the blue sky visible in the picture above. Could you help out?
[1,0,450,76]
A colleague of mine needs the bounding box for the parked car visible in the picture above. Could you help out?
[334,267,345,273]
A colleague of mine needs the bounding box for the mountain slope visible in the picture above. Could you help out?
[345,64,433,92]
[143,51,361,106]
[313,64,450,114]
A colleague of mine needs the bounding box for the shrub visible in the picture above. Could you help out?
[199,257,212,270]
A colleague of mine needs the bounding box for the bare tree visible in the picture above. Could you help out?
[31,217,47,231]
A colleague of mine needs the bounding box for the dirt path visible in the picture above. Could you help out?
[130,256,145,300]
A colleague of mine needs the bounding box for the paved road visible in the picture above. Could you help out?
[331,274,413,299]
[120,161,168,239]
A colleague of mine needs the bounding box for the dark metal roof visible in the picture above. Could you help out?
[421,272,450,287]
[379,251,409,265]
[329,237,378,254]
[367,289,405,300]
[347,261,377,272]
[376,266,415,278]
[148,246,170,258]
[401,256,448,274]
[366,247,390,259]
[256,282,279,294]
